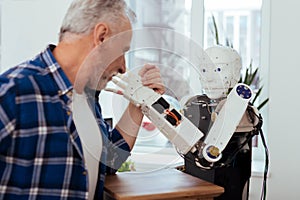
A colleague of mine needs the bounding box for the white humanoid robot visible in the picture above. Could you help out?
[107,45,262,200]
[183,45,262,200]
[191,45,260,164]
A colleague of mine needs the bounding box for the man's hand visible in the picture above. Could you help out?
[106,64,165,104]
[112,64,165,150]
[138,64,165,95]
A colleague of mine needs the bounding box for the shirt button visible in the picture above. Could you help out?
[67,111,71,116]
[67,90,73,97]
[82,171,87,176]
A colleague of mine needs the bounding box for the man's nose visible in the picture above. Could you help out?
[118,57,126,74]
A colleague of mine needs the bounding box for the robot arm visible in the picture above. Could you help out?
[200,83,253,163]
[108,72,204,154]
[107,71,254,165]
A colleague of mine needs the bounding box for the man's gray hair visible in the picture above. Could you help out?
[59,0,135,41]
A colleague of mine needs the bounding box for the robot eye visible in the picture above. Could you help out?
[216,67,221,72]
[202,69,206,73]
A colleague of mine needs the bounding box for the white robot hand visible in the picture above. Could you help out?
[111,72,161,107]
[107,72,204,154]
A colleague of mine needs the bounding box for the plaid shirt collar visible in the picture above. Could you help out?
[42,44,73,97]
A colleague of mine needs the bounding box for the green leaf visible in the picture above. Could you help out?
[248,68,258,86]
[257,98,269,110]
[238,76,243,83]
[243,67,250,84]
[225,38,233,48]
[243,60,253,85]
[212,15,220,45]
[251,87,262,104]
[118,160,135,172]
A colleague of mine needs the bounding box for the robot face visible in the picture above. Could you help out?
[199,46,242,99]
[199,62,231,99]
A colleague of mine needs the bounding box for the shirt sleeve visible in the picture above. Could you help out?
[0,78,16,148]
[91,91,131,174]
[103,121,131,174]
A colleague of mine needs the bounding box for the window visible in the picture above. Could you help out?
[204,0,262,78]
[114,0,195,171]
[204,0,266,161]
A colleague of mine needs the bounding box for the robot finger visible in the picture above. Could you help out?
[116,73,129,83]
[111,76,127,90]
[104,87,124,95]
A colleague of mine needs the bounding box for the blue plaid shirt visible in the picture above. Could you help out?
[0,45,131,200]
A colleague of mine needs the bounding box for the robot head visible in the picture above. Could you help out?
[199,45,242,99]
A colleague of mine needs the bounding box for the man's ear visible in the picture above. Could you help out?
[93,23,110,45]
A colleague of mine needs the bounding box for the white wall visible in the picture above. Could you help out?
[0,0,72,71]
[266,0,300,199]
[250,1,300,199]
